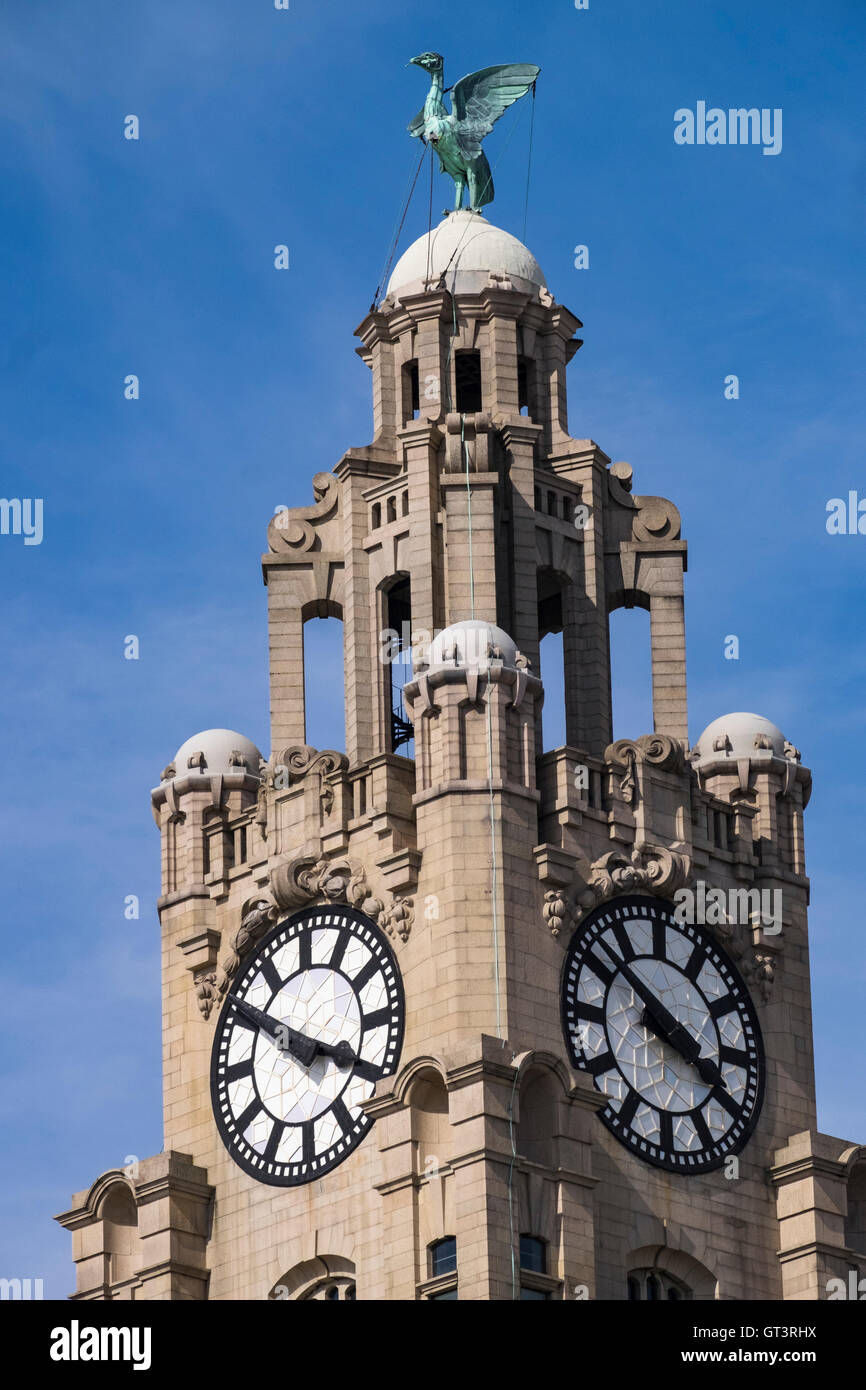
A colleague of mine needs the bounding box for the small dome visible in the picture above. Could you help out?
[423,619,519,672]
[690,712,788,765]
[386,211,547,302]
[167,729,262,781]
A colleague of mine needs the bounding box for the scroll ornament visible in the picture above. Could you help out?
[546,842,692,938]
[607,734,686,806]
[196,858,413,1020]
[267,472,339,554]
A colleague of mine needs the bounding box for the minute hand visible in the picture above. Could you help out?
[600,945,725,1088]
[228,996,356,1068]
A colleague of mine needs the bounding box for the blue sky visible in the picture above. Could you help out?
[0,0,863,1296]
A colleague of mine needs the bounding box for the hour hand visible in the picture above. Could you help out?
[639,1006,726,1089]
[228,995,318,1066]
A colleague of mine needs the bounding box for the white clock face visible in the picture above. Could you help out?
[211,906,404,1185]
[561,896,764,1173]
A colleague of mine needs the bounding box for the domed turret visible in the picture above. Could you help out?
[165,729,263,782]
[386,211,547,303]
[690,713,796,770]
[420,619,523,674]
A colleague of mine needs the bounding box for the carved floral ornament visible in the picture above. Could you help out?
[196,856,414,1020]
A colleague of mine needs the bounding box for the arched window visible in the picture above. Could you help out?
[385,577,413,758]
[426,1237,458,1300]
[303,612,345,752]
[627,1267,691,1301]
[101,1184,139,1287]
[608,605,653,739]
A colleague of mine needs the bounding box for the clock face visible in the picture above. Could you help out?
[211,905,404,1186]
[561,895,764,1174]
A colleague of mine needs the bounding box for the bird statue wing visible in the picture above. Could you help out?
[407,107,427,140]
[450,63,540,157]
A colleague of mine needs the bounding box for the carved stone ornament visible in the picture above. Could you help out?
[198,898,280,1020]
[747,950,776,1002]
[546,842,693,937]
[267,472,339,554]
[256,746,349,834]
[607,462,682,542]
[607,734,686,805]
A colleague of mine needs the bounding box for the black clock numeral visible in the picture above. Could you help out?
[260,957,283,998]
[225,1059,254,1084]
[362,1007,391,1031]
[659,1110,674,1153]
[617,1090,640,1129]
[351,957,380,993]
[718,1045,749,1067]
[711,1086,742,1121]
[611,921,636,963]
[331,1097,354,1136]
[302,1122,315,1167]
[584,1049,616,1076]
[586,952,615,987]
[263,1121,284,1165]
[684,944,705,983]
[652,916,666,961]
[235,1098,263,1135]
[708,993,739,1020]
[329,930,349,973]
[690,1107,715,1149]
[353,1058,384,1083]
[574,1002,606,1026]
[297,930,312,972]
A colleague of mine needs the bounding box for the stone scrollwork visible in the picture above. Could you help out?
[543,842,693,937]
[198,898,280,1020]
[747,950,776,1002]
[578,842,692,914]
[607,734,686,804]
[267,472,339,554]
[607,462,682,543]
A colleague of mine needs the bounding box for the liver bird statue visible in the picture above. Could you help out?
[408,52,540,213]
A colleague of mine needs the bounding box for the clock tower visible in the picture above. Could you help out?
[57,209,865,1302]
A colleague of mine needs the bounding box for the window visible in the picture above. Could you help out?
[402,359,420,422]
[387,496,397,523]
[518,356,535,417]
[455,350,482,412]
[430,1237,457,1277]
[371,502,381,530]
[386,578,414,757]
[519,1235,546,1273]
[233,824,247,865]
[627,1268,691,1301]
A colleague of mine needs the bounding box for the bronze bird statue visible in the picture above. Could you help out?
[408,52,540,212]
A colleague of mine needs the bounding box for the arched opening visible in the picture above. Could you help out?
[410,1069,450,1173]
[609,605,653,739]
[269,1256,356,1301]
[538,571,567,752]
[518,356,536,418]
[518,1066,559,1168]
[303,612,345,752]
[100,1184,139,1286]
[384,577,414,758]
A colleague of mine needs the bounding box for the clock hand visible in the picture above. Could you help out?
[228,995,318,1067]
[599,942,726,1089]
[228,995,356,1069]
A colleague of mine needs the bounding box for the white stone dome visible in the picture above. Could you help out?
[423,619,520,672]
[690,712,787,765]
[168,729,262,780]
[387,211,547,302]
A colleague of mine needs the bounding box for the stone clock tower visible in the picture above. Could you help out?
[58,210,865,1302]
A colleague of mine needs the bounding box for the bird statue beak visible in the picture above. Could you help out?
[409,55,423,67]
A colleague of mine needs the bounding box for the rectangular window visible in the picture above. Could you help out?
[455,351,482,412]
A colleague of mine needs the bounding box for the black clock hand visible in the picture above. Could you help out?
[598,942,726,1089]
[228,995,318,1067]
[228,995,356,1069]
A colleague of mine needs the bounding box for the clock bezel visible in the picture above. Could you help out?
[560,893,766,1175]
[210,902,405,1187]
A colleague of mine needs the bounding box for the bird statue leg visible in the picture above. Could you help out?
[452,174,466,211]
